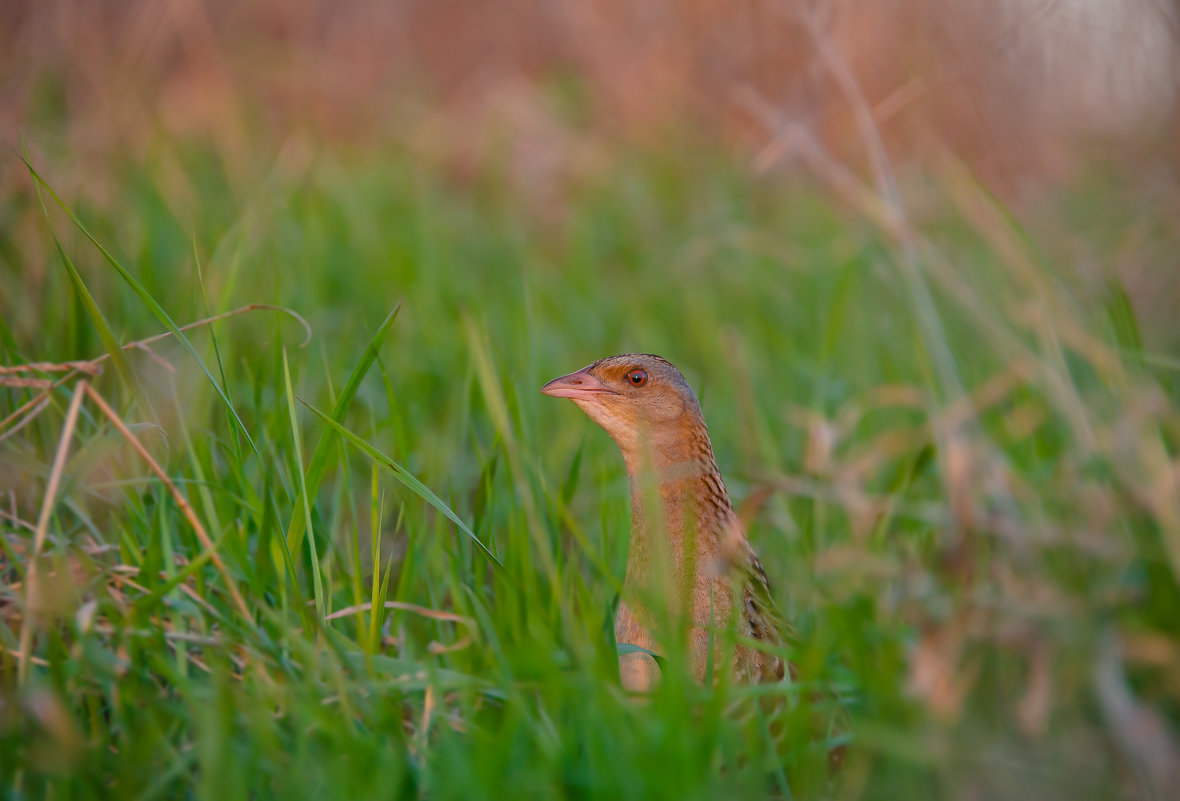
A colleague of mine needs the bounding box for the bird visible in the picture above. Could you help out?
[542,354,789,692]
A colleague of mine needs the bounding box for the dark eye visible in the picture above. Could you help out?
[627,369,648,387]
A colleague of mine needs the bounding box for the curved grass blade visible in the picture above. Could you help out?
[617,642,665,669]
[299,399,501,567]
[285,303,401,558]
[24,144,135,392]
[22,159,262,458]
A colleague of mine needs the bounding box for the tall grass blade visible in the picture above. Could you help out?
[285,302,402,557]
[24,147,135,391]
[22,159,262,457]
[283,347,325,619]
[300,399,501,567]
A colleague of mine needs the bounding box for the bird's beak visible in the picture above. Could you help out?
[541,368,617,401]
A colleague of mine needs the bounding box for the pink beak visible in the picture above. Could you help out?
[541,368,617,401]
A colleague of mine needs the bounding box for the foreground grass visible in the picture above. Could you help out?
[1,142,1178,800]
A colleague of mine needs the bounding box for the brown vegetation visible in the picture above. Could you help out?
[3,0,1177,188]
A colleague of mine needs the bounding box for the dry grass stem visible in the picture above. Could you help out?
[325,601,475,655]
[0,304,311,440]
[81,383,253,623]
[17,380,86,684]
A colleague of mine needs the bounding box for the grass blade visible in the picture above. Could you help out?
[22,159,262,458]
[24,146,135,392]
[299,399,501,567]
[283,347,325,619]
[285,303,402,556]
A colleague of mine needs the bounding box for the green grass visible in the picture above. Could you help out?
[2,140,1179,800]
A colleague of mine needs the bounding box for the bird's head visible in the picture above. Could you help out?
[541,354,704,459]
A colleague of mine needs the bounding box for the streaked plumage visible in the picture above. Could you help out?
[542,354,789,690]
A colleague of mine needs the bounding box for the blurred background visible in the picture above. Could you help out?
[4,0,1180,341]
[4,0,1179,185]
[3,2,1180,799]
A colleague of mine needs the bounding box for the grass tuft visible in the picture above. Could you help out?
[2,144,1179,799]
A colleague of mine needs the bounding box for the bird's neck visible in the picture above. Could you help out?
[619,414,736,595]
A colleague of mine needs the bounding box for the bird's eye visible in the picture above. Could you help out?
[627,369,648,387]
